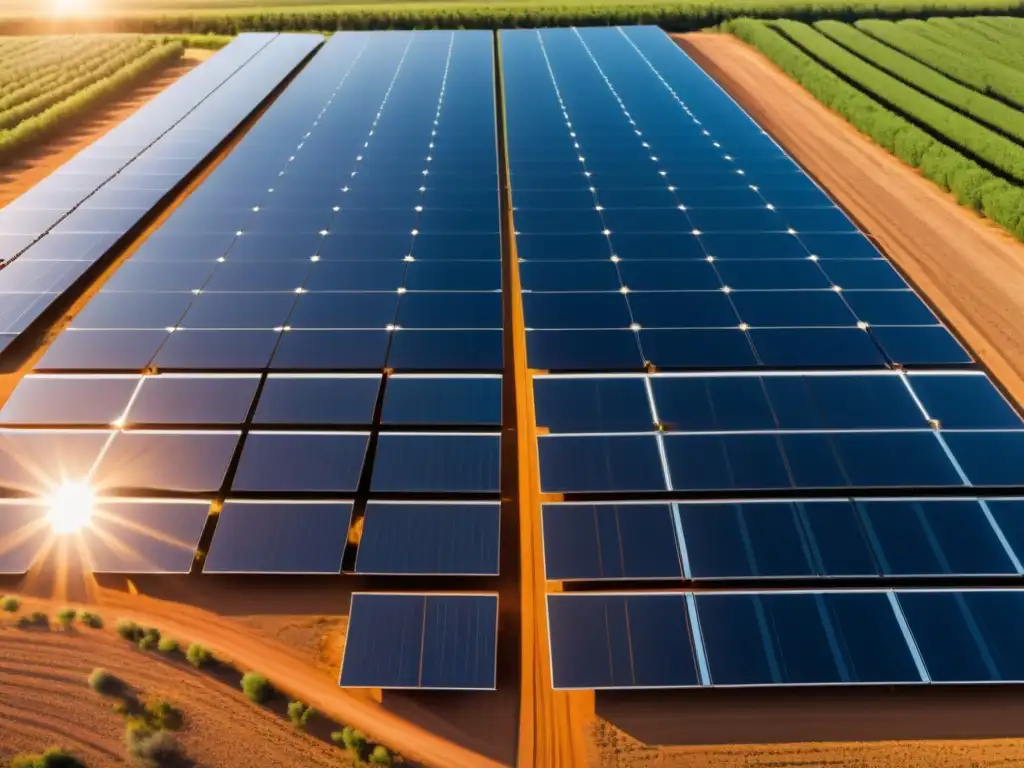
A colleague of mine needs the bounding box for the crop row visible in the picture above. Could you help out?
[924,18,1024,70]
[813,20,1024,147]
[724,18,1024,242]
[856,19,1024,109]
[0,37,100,91]
[1,0,1023,34]
[771,19,1024,186]
[0,38,147,116]
[0,41,183,163]
[0,38,162,131]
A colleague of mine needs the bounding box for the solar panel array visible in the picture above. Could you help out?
[4,25,1024,696]
[501,25,1024,691]
[0,35,322,352]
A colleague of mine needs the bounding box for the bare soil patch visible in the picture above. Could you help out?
[678,32,1024,409]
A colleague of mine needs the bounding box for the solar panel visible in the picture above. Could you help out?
[380,375,502,426]
[203,500,352,574]
[81,499,210,574]
[371,433,501,494]
[92,431,240,493]
[0,501,50,574]
[0,35,324,338]
[231,432,369,493]
[339,593,498,689]
[355,502,500,575]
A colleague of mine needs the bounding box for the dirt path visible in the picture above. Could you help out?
[678,32,1024,408]
[0,50,211,210]
[21,594,506,768]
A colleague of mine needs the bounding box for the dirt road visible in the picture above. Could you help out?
[25,595,506,768]
[678,33,1024,407]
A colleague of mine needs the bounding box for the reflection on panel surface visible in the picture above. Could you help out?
[340,593,498,689]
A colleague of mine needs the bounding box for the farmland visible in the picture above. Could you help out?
[1,0,1022,34]
[724,16,1024,241]
[0,35,182,163]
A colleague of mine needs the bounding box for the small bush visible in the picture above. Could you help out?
[156,637,178,654]
[185,643,213,669]
[56,608,76,628]
[138,634,157,651]
[241,671,272,704]
[80,612,103,629]
[11,746,86,768]
[341,726,367,755]
[88,668,121,697]
[2,595,20,612]
[116,619,142,642]
[369,745,393,767]
[145,699,183,731]
[330,731,346,746]
[125,722,182,768]
[287,700,315,729]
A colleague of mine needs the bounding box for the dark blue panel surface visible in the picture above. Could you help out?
[204,501,352,573]
[547,593,699,689]
[232,432,368,492]
[538,434,666,493]
[253,375,380,425]
[381,376,501,425]
[695,591,922,685]
[340,593,498,689]
[534,376,651,433]
[371,434,500,493]
[907,373,1021,429]
[541,503,682,580]
[356,502,500,575]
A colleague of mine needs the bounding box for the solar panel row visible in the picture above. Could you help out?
[542,499,1024,581]
[34,30,502,375]
[0,499,498,576]
[0,34,324,353]
[501,27,970,372]
[548,589,1024,689]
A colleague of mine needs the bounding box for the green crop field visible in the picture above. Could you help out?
[726,16,1024,240]
[0,35,182,162]
[3,0,1022,33]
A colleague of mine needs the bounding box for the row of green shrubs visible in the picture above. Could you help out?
[0,40,183,162]
[813,19,1024,146]
[856,18,1024,109]
[725,18,1024,242]
[0,37,148,124]
[2,0,1023,34]
[771,19,1024,185]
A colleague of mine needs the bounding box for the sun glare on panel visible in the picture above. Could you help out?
[46,481,96,534]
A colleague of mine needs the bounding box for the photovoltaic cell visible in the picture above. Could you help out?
[204,501,353,573]
[355,502,500,575]
[340,593,498,689]
[82,499,210,573]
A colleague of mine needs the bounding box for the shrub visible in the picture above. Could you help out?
[156,637,178,654]
[88,668,121,697]
[240,671,271,704]
[11,747,86,768]
[341,726,367,755]
[80,612,103,629]
[145,699,183,731]
[116,619,142,642]
[369,745,393,767]
[125,722,182,768]
[1,595,19,612]
[185,643,213,669]
[138,634,157,651]
[56,608,76,628]
[330,731,346,746]
[287,700,314,729]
